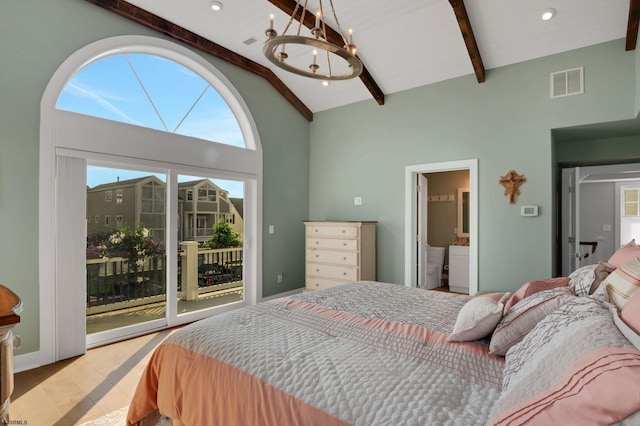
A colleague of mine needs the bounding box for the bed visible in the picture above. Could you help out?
[127,276,640,426]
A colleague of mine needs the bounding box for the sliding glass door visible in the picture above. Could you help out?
[86,165,168,343]
[85,165,247,347]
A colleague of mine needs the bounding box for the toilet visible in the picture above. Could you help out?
[425,246,445,289]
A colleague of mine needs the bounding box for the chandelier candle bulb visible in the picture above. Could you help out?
[263,0,363,80]
[269,14,274,30]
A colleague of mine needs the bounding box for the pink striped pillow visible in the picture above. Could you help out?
[621,290,640,335]
[503,277,569,314]
[605,256,640,310]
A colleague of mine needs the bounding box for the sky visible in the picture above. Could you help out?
[57,53,245,198]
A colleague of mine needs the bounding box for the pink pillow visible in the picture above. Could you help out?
[607,239,640,268]
[503,277,570,314]
[621,288,640,335]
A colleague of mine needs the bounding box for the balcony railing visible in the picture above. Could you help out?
[86,243,243,314]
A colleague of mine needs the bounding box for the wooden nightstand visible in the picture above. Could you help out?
[0,285,21,424]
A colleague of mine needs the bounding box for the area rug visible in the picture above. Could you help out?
[80,407,172,426]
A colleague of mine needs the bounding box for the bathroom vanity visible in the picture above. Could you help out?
[448,245,470,294]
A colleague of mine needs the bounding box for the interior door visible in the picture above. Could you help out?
[562,167,581,275]
[417,174,428,288]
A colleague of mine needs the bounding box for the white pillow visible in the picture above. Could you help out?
[448,292,511,342]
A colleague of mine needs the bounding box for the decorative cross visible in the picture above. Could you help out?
[499,170,526,204]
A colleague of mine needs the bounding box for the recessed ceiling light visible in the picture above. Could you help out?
[210,1,223,12]
[541,8,556,21]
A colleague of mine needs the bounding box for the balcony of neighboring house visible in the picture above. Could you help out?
[187,227,216,241]
[85,243,243,333]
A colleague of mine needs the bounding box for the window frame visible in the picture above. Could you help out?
[37,35,263,368]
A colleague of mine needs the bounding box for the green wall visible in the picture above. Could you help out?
[310,39,638,293]
[555,135,640,165]
[1,0,309,356]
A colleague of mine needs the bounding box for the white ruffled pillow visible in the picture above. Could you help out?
[448,292,511,342]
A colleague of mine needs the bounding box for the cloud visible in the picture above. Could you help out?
[63,81,142,126]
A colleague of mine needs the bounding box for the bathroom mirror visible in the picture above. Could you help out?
[457,188,470,237]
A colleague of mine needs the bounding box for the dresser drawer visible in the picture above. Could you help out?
[307,238,358,251]
[306,249,358,266]
[305,276,350,290]
[307,264,358,281]
[306,225,358,238]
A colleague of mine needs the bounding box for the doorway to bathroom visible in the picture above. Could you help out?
[404,159,478,295]
[422,169,470,292]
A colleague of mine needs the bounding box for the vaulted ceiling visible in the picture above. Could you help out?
[87,0,639,121]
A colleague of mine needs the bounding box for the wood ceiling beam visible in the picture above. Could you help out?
[449,0,485,83]
[626,0,640,50]
[267,0,385,105]
[84,0,313,121]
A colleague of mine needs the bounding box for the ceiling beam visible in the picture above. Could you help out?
[84,0,313,121]
[626,0,640,50]
[449,0,485,83]
[267,0,385,106]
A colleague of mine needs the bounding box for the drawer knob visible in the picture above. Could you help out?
[316,269,320,272]
[316,254,319,258]
[315,229,318,232]
[315,283,319,287]
[343,272,347,276]
[342,230,346,233]
[343,257,347,260]
[343,243,347,246]
[316,241,319,245]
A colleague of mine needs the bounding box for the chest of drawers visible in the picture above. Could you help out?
[304,221,376,291]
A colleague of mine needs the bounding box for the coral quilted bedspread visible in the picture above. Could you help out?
[127,281,504,426]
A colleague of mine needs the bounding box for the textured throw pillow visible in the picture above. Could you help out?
[621,289,640,336]
[591,262,614,294]
[448,292,511,342]
[604,256,640,310]
[489,287,576,356]
[503,277,570,314]
[568,263,598,297]
[607,239,640,268]
[488,298,640,426]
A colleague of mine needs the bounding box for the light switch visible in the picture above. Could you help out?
[602,224,611,232]
[268,225,274,234]
[354,197,362,206]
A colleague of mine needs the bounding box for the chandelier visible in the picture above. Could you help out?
[264,0,363,81]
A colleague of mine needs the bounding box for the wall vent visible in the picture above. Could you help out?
[550,67,584,99]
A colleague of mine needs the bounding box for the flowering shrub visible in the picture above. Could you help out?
[87,223,165,277]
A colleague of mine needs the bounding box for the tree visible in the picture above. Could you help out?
[204,220,241,249]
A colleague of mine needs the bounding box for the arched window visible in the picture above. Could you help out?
[39,36,262,366]
[56,53,246,148]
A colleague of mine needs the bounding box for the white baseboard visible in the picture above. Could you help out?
[261,287,303,302]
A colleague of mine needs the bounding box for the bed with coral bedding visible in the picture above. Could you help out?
[127,280,640,426]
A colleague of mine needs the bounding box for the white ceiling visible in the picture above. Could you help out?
[124,0,630,114]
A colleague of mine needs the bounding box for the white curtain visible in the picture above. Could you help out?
[55,155,87,360]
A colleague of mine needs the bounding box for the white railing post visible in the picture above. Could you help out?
[182,241,200,301]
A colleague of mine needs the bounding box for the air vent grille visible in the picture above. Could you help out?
[550,67,584,98]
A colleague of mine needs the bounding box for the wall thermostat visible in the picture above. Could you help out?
[521,205,539,217]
